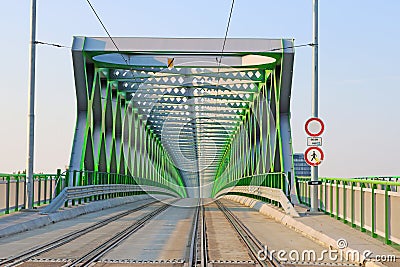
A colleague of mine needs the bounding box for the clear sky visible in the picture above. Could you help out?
[0,1,399,177]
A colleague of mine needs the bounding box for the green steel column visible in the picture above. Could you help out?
[139,124,143,178]
[155,140,159,184]
[250,112,254,177]
[239,129,243,179]
[56,168,62,197]
[233,137,236,180]
[147,131,151,182]
[161,147,165,186]
[147,130,151,183]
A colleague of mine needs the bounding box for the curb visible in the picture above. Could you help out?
[0,195,154,239]
[223,195,389,267]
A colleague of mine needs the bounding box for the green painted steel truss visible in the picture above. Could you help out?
[70,37,295,198]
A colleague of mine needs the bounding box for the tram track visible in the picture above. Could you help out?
[64,199,178,266]
[215,199,281,267]
[0,199,173,267]
[186,199,208,267]
[186,200,200,267]
[0,198,357,267]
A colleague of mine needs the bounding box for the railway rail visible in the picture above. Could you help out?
[185,200,208,267]
[0,198,360,267]
[0,199,175,267]
[215,199,281,267]
[65,200,177,266]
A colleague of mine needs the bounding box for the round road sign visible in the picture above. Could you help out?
[304,146,324,167]
[305,117,325,137]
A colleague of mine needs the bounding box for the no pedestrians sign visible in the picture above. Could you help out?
[304,146,324,167]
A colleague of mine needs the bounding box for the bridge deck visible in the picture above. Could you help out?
[0,196,398,266]
[226,195,400,266]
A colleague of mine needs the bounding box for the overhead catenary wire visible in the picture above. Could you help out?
[218,0,235,67]
[37,0,315,62]
[34,41,71,49]
[84,0,143,85]
[85,0,129,65]
[214,0,235,160]
[268,42,317,52]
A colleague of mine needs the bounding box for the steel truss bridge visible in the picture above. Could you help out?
[1,37,400,267]
[68,37,295,200]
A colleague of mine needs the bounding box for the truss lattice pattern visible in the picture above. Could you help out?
[70,37,295,197]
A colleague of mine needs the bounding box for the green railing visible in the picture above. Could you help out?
[297,176,400,245]
[212,172,290,208]
[212,172,288,196]
[0,169,186,215]
[0,170,62,214]
[63,170,187,202]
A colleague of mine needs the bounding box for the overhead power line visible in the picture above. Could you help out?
[84,0,143,85]
[218,0,235,67]
[268,42,317,52]
[34,41,71,49]
[85,0,129,65]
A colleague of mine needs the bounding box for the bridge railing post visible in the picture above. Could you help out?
[371,183,377,238]
[5,176,10,214]
[55,169,62,197]
[335,180,339,220]
[44,175,48,204]
[351,181,355,227]
[384,184,391,244]
[92,171,97,201]
[343,181,347,223]
[49,173,53,203]
[329,180,333,216]
[360,182,366,232]
[37,175,41,207]
[23,175,27,209]
[15,175,20,212]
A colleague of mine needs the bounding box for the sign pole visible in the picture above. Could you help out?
[311,0,319,212]
[26,0,37,210]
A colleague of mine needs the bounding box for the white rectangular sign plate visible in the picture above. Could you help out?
[307,137,322,146]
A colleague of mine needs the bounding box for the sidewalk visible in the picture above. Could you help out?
[223,195,400,267]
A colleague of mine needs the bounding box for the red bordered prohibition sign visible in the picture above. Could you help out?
[304,146,324,167]
[305,117,325,137]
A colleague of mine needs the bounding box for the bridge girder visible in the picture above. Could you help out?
[69,37,295,198]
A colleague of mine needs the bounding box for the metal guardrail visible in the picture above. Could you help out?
[1,169,186,215]
[212,172,289,197]
[41,184,179,213]
[0,172,60,214]
[216,185,299,217]
[297,176,400,245]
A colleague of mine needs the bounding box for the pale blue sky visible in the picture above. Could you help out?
[0,1,399,177]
